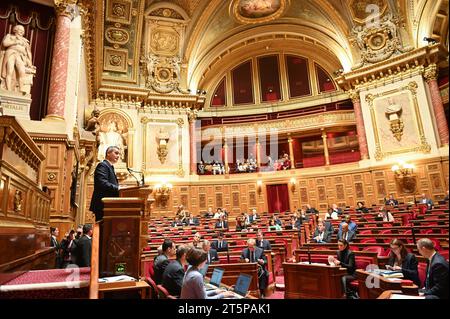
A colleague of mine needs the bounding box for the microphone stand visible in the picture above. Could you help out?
[127,167,142,186]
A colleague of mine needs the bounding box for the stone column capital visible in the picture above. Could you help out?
[423,64,438,82]
[348,89,360,103]
[54,0,78,20]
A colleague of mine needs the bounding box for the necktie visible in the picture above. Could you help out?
[250,251,254,263]
[344,232,347,240]
[219,241,222,249]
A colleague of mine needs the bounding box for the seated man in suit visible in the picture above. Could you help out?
[162,244,189,297]
[305,204,319,216]
[317,217,334,234]
[311,223,331,243]
[337,223,355,242]
[339,215,357,233]
[384,194,399,206]
[331,203,343,216]
[153,239,176,284]
[202,240,219,264]
[240,238,269,297]
[419,193,434,211]
[247,209,258,224]
[171,216,184,227]
[214,215,228,229]
[73,224,93,268]
[211,232,229,252]
[185,213,199,226]
[417,238,449,299]
[256,230,272,251]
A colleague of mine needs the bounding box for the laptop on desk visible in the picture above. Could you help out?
[205,268,225,290]
[223,273,252,299]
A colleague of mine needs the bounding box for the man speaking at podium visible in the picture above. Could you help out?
[90,146,121,221]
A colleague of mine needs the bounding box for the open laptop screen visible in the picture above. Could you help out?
[209,268,225,287]
[234,273,252,296]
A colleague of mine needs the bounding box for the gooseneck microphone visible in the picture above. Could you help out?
[127,167,143,186]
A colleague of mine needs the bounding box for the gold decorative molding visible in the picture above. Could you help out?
[54,0,78,20]
[423,64,438,82]
[365,81,431,161]
[347,89,360,103]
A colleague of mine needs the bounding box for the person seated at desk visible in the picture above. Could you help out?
[180,248,234,299]
[444,190,449,202]
[191,232,202,248]
[271,214,282,227]
[204,207,214,218]
[305,204,319,216]
[417,238,449,299]
[289,215,302,230]
[337,223,356,242]
[162,244,189,297]
[328,239,357,299]
[378,206,395,222]
[211,232,228,252]
[268,219,282,231]
[236,213,247,232]
[356,201,369,214]
[256,231,272,251]
[215,215,228,229]
[171,216,184,227]
[213,208,225,220]
[247,209,258,224]
[185,214,199,226]
[384,194,399,206]
[386,239,420,286]
[240,238,269,298]
[153,239,176,284]
[311,223,331,243]
[418,193,434,211]
[317,217,334,234]
[339,215,357,233]
[325,207,339,220]
[202,240,219,264]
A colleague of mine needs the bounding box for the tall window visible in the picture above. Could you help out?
[258,55,281,102]
[316,63,336,93]
[286,55,311,98]
[211,77,226,107]
[232,60,254,105]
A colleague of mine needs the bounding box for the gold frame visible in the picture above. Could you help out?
[140,117,185,177]
[365,81,431,161]
[230,0,289,25]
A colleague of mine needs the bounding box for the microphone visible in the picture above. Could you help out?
[127,167,142,186]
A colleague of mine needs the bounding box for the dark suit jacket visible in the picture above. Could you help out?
[387,253,420,286]
[162,260,185,297]
[256,239,272,251]
[89,160,119,221]
[312,229,331,243]
[206,248,219,263]
[153,254,170,284]
[424,252,449,299]
[185,218,199,226]
[74,235,91,267]
[211,240,229,252]
[241,247,267,265]
[385,198,399,206]
[337,229,356,242]
[337,249,355,275]
[214,221,229,229]
[324,220,334,234]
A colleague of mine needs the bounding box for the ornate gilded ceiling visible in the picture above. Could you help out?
[78,0,448,106]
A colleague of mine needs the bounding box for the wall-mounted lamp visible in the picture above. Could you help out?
[391,160,415,178]
[154,181,173,209]
[257,180,263,195]
[156,129,170,164]
[392,160,416,194]
[290,178,296,192]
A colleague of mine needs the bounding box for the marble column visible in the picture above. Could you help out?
[189,113,198,175]
[288,134,295,168]
[424,64,449,146]
[256,137,261,170]
[321,129,330,166]
[223,140,229,174]
[46,1,77,119]
[348,90,369,159]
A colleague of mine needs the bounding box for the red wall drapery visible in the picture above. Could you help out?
[266,184,290,214]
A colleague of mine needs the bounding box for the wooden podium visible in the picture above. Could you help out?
[99,186,154,279]
[283,262,347,299]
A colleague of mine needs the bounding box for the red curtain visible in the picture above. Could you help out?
[266,184,290,214]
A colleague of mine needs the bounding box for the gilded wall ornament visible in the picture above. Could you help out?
[142,54,182,93]
[106,28,130,45]
[385,98,403,141]
[156,128,170,164]
[14,190,23,213]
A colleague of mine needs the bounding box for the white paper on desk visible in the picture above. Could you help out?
[98,275,137,283]
[390,294,425,299]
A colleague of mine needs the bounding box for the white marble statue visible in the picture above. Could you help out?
[98,121,126,162]
[0,25,36,94]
